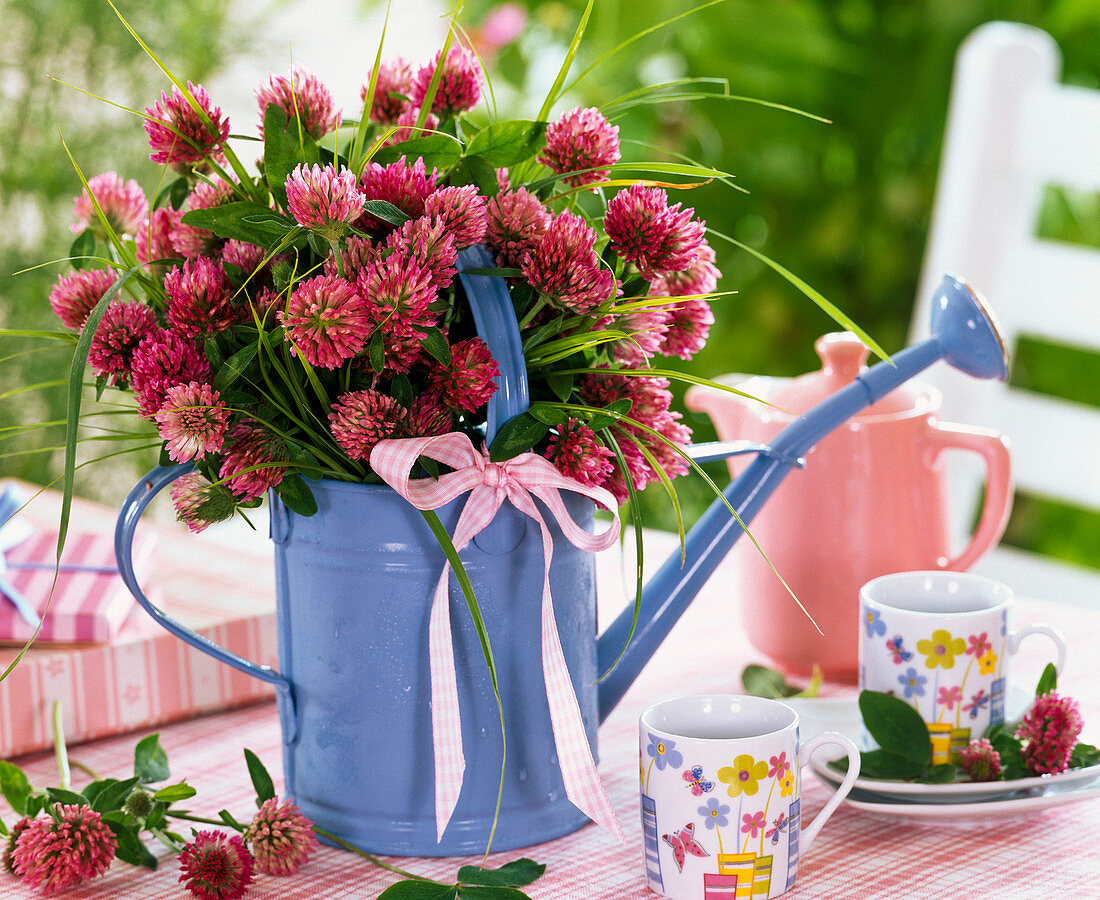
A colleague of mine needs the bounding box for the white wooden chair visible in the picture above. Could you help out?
[909,21,1100,606]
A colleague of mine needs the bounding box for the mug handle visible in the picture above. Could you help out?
[921,421,1012,571]
[800,732,860,853]
[114,464,298,741]
[1008,623,1067,677]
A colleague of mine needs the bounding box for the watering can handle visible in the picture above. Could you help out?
[114,464,298,741]
[457,245,530,444]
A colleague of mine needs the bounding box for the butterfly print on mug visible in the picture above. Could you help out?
[662,822,709,872]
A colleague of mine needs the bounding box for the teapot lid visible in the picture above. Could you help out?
[772,332,927,419]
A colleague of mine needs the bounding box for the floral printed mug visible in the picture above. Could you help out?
[639,695,859,900]
[858,571,1067,759]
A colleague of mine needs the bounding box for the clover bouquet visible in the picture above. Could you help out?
[46,12,750,535]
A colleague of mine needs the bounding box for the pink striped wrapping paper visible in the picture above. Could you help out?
[0,529,156,644]
[0,481,278,759]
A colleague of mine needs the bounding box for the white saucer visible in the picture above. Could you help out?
[840,779,1100,821]
[811,755,1100,804]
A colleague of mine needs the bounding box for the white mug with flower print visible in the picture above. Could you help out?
[638,695,859,900]
[858,571,1067,756]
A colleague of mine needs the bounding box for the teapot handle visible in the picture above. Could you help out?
[922,421,1013,571]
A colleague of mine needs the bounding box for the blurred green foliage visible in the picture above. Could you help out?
[2,0,1097,561]
[0,0,251,494]
[468,0,1100,562]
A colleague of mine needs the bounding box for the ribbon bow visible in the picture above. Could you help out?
[370,432,626,843]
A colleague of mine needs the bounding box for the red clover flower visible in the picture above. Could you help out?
[12,804,117,895]
[177,830,253,900]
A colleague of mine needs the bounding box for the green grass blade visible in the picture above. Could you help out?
[351,0,391,171]
[537,0,595,121]
[58,266,142,562]
[419,506,508,857]
[708,228,891,363]
[596,430,644,682]
[561,0,726,98]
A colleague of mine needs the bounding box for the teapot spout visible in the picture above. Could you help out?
[596,274,1007,721]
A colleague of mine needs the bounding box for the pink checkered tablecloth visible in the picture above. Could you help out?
[1,523,1098,899]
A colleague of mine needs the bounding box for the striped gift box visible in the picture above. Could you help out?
[0,480,279,759]
[0,529,156,644]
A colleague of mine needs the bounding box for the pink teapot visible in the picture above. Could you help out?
[686,331,1012,682]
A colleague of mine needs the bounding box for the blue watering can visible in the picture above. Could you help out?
[115,247,1007,856]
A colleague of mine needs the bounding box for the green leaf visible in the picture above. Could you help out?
[274,474,318,517]
[152,782,197,803]
[111,826,158,869]
[244,748,276,803]
[377,882,458,900]
[741,664,801,699]
[134,733,170,784]
[45,787,87,806]
[182,202,296,247]
[85,776,140,813]
[1035,662,1057,696]
[69,230,97,270]
[456,888,535,900]
[372,134,465,171]
[361,199,411,227]
[460,267,523,278]
[527,404,567,426]
[465,120,547,167]
[586,397,632,432]
[858,690,932,767]
[262,103,320,209]
[916,764,958,784]
[988,730,1025,769]
[488,412,549,462]
[391,374,414,409]
[1071,742,1100,768]
[457,858,545,888]
[545,371,574,402]
[421,327,452,366]
[212,342,259,393]
[0,761,32,815]
[451,155,500,197]
[840,749,927,780]
[169,177,191,210]
[369,331,385,372]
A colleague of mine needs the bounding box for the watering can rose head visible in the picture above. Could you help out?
[57,45,722,531]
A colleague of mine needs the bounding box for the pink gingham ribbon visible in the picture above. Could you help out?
[370,432,626,844]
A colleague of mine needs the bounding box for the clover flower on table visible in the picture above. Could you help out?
[10,804,117,895]
[243,797,319,877]
[176,830,254,900]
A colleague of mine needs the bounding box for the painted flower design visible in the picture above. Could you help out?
[863,607,887,638]
[966,632,992,658]
[699,797,729,829]
[717,754,768,797]
[916,629,967,669]
[898,667,928,699]
[645,734,683,771]
[937,685,963,711]
[768,752,790,779]
[740,811,766,838]
[978,650,998,675]
[779,769,795,798]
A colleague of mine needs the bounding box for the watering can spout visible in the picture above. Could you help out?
[595,274,1008,720]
